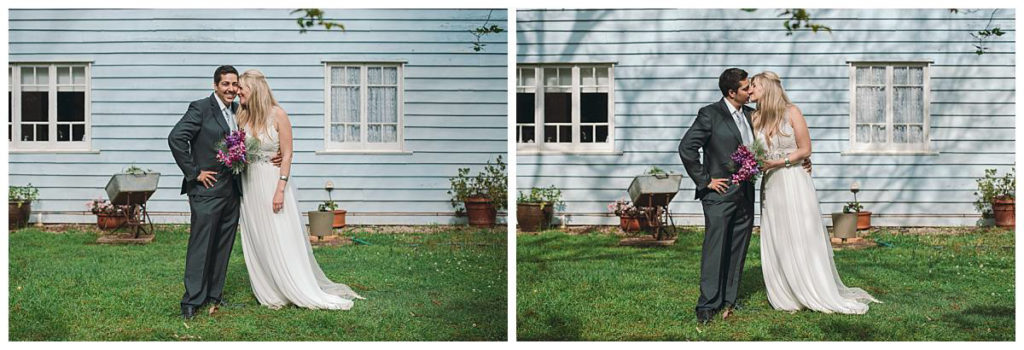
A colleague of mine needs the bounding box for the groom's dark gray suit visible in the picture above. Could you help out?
[678,98,756,312]
[168,93,243,308]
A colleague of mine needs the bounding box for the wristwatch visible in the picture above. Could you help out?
[279,175,289,182]
[784,157,792,168]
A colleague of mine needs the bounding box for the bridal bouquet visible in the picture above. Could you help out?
[215,130,262,174]
[729,140,766,184]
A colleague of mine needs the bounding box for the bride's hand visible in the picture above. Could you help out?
[272,191,284,213]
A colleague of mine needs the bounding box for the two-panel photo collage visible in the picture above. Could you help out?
[4,5,1019,344]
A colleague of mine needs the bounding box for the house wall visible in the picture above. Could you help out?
[8,9,508,225]
[516,8,1015,226]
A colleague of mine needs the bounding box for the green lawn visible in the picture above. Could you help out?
[517,227,1015,341]
[9,225,507,341]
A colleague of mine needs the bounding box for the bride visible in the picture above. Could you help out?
[234,69,364,310]
[749,71,879,314]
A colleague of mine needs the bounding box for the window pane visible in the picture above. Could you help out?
[580,67,596,86]
[72,66,85,85]
[520,68,535,86]
[331,86,359,124]
[58,91,85,122]
[382,67,397,85]
[21,67,34,85]
[368,124,381,142]
[516,93,535,124]
[520,126,535,143]
[544,68,558,86]
[856,124,871,143]
[872,125,886,143]
[596,67,609,86]
[368,86,397,123]
[58,124,70,141]
[908,125,923,143]
[855,67,883,85]
[367,67,382,85]
[347,125,360,142]
[581,124,593,143]
[893,67,908,85]
[72,124,85,141]
[855,87,884,124]
[544,125,557,142]
[58,67,71,85]
[893,125,907,143]
[544,92,571,123]
[331,124,344,142]
[595,125,609,142]
[581,93,608,123]
[21,124,33,141]
[382,124,397,143]
[21,91,48,122]
[346,67,360,85]
[37,67,48,85]
[909,67,924,85]
[894,86,923,124]
[330,67,345,85]
[36,124,49,141]
[558,125,571,143]
[558,68,571,86]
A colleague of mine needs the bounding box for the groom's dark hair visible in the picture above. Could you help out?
[719,68,748,97]
[214,65,239,84]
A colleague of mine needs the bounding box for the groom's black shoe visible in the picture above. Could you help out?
[696,309,715,325]
[181,305,198,320]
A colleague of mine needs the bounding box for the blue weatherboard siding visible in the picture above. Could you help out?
[517,8,1014,226]
[9,9,507,225]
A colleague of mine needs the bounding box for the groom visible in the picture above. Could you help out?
[168,65,244,320]
[678,68,756,325]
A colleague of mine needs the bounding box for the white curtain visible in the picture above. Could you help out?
[368,67,398,143]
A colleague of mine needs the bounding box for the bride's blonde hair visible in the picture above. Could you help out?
[752,71,792,148]
[236,69,279,138]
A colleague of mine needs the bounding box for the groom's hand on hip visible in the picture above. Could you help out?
[270,151,283,167]
[708,178,729,194]
[197,170,218,189]
[802,158,812,174]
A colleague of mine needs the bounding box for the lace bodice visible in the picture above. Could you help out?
[245,120,279,163]
[755,111,798,161]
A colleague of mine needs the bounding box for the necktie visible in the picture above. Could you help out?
[223,107,236,132]
[734,110,751,145]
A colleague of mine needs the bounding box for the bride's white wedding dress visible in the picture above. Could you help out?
[238,119,363,310]
[757,112,879,314]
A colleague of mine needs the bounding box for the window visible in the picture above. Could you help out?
[9,63,91,151]
[324,63,404,151]
[517,64,614,152]
[848,61,931,153]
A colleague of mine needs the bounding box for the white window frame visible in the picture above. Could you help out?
[9,62,92,151]
[517,63,616,154]
[323,62,405,152]
[847,60,933,154]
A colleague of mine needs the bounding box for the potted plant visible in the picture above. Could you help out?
[844,201,871,230]
[86,198,130,230]
[974,168,1015,228]
[9,183,39,230]
[608,198,649,233]
[308,201,336,239]
[105,165,160,205]
[448,156,508,228]
[322,181,347,228]
[517,185,564,232]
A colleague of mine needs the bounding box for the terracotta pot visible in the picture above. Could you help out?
[332,209,347,228]
[96,213,127,230]
[993,198,1015,228]
[9,201,32,230]
[856,211,872,230]
[517,202,553,232]
[465,196,497,228]
[619,215,650,233]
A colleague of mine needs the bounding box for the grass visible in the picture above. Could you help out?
[9,225,507,341]
[517,227,1015,341]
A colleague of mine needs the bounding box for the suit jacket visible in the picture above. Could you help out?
[678,99,756,202]
[168,93,243,197]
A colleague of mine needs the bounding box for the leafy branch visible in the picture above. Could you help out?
[952,9,1006,55]
[291,9,345,34]
[742,9,831,36]
[471,10,505,52]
